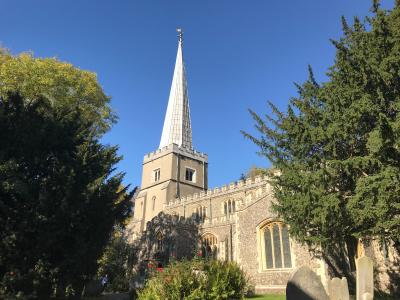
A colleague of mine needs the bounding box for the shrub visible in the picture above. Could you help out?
[205,260,247,300]
[137,259,247,300]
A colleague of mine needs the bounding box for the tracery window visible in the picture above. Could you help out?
[202,233,218,259]
[195,206,207,223]
[260,222,292,269]
[223,200,236,216]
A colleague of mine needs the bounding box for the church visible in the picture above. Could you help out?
[128,30,398,294]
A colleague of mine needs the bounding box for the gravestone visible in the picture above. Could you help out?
[327,277,349,300]
[356,256,374,300]
[286,266,329,300]
[362,292,373,300]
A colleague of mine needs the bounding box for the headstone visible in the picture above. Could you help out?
[286,266,329,300]
[327,277,349,300]
[356,256,374,300]
[362,292,373,300]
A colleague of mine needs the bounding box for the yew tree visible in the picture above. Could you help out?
[0,49,133,298]
[243,1,400,279]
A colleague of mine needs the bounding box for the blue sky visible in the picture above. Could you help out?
[0,0,394,189]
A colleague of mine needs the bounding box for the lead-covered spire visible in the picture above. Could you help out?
[159,28,193,150]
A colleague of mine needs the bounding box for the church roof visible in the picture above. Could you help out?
[159,29,193,150]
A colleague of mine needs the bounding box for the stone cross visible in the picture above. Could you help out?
[327,277,349,300]
[356,256,374,300]
[286,266,329,300]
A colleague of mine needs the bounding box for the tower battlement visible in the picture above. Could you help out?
[143,143,208,164]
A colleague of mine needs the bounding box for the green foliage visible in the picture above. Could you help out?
[205,260,248,300]
[138,259,248,300]
[0,93,133,298]
[0,49,115,135]
[240,166,268,181]
[243,1,400,278]
[97,226,131,293]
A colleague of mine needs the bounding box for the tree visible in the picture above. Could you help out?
[0,93,133,298]
[0,49,115,136]
[243,1,400,287]
[97,226,132,293]
[240,165,267,181]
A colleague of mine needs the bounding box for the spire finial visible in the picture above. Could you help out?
[177,28,183,43]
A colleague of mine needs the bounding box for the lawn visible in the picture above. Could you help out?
[245,295,285,300]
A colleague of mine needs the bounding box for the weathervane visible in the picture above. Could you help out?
[177,28,183,43]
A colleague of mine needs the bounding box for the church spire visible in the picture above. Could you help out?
[159,28,193,150]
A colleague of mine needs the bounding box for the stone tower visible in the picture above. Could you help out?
[131,29,208,235]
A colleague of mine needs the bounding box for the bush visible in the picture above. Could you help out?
[137,259,248,300]
[205,260,248,299]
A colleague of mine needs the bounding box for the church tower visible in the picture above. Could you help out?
[132,29,208,234]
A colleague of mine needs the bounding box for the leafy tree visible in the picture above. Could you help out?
[243,0,400,286]
[0,93,133,298]
[240,166,267,181]
[97,226,131,293]
[0,49,115,135]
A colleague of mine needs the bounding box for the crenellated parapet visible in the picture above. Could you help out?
[143,143,208,164]
[166,174,272,208]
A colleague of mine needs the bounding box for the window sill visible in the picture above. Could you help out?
[259,268,293,273]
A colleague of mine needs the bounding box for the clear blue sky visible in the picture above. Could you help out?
[0,0,394,189]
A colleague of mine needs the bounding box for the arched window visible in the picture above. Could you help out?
[156,231,164,251]
[260,222,292,269]
[202,233,218,259]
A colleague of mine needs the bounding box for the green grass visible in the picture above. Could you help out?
[245,295,285,300]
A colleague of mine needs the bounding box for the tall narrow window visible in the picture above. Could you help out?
[185,168,195,182]
[152,196,156,211]
[261,221,292,269]
[281,225,292,268]
[264,227,273,268]
[156,231,163,251]
[153,169,160,182]
[195,206,206,223]
[273,224,282,268]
